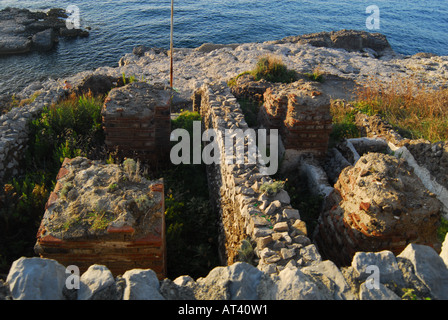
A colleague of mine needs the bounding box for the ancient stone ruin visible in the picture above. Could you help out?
[34,157,166,279]
[194,82,322,274]
[259,80,333,157]
[101,82,171,166]
[314,152,442,267]
[1,32,448,299]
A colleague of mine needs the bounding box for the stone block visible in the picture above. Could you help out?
[34,156,166,279]
[6,257,66,300]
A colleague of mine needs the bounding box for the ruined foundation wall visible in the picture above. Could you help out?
[195,82,321,274]
[259,81,333,157]
[102,82,171,166]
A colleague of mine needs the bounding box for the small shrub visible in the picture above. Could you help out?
[252,55,298,84]
[135,194,153,211]
[107,183,118,192]
[237,239,255,264]
[122,73,138,85]
[0,174,50,273]
[60,182,73,198]
[401,288,431,300]
[329,100,369,144]
[123,158,137,174]
[437,216,448,243]
[304,66,324,83]
[27,93,105,174]
[228,55,298,86]
[260,180,285,196]
[123,158,144,183]
[227,71,251,87]
[87,210,114,231]
[171,110,201,134]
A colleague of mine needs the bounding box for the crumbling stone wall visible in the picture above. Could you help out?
[34,157,166,279]
[194,82,321,275]
[0,88,65,183]
[315,152,442,267]
[229,74,273,104]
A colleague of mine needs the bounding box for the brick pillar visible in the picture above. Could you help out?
[102,82,171,166]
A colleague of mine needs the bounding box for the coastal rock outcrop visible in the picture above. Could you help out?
[0,7,89,55]
[273,29,392,58]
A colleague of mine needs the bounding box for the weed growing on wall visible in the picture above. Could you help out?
[252,55,298,83]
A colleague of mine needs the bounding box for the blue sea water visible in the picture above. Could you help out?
[0,0,447,95]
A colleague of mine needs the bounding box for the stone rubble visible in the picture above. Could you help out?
[2,238,448,300]
[315,152,442,267]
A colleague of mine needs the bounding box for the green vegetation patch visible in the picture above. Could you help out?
[228,55,298,86]
[0,93,105,274]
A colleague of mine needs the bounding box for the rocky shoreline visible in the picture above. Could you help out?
[2,28,447,112]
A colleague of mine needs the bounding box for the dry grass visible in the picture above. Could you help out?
[344,75,448,142]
